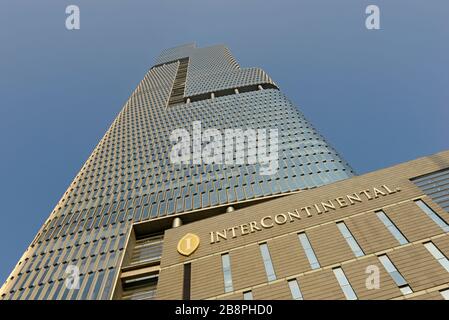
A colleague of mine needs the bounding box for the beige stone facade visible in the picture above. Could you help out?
[154,150,449,300]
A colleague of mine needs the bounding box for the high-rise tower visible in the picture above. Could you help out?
[0,43,354,300]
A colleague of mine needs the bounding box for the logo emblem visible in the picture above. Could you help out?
[177,233,200,256]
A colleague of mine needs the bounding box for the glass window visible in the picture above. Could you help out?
[33,284,46,300]
[399,285,413,295]
[376,211,408,245]
[100,269,117,300]
[411,169,449,213]
[288,279,303,300]
[415,200,449,232]
[424,242,449,272]
[298,233,320,269]
[90,270,106,298]
[79,272,95,299]
[121,273,158,300]
[221,254,234,293]
[259,243,276,282]
[336,222,364,257]
[378,254,413,295]
[440,288,449,300]
[49,280,65,300]
[333,267,357,300]
[183,263,191,300]
[243,291,253,300]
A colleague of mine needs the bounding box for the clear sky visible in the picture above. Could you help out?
[0,0,448,283]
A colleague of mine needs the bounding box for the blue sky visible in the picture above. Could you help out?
[0,0,448,283]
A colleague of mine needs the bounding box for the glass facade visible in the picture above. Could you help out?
[412,168,449,213]
[0,43,354,300]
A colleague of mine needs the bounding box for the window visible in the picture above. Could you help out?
[378,254,413,295]
[288,279,304,300]
[90,270,106,298]
[79,272,96,299]
[333,267,357,300]
[415,200,449,232]
[259,243,276,281]
[376,211,408,245]
[411,168,449,213]
[336,222,364,257]
[440,288,449,300]
[424,242,449,272]
[298,232,320,269]
[243,291,253,300]
[221,253,234,293]
[183,263,191,300]
[121,273,158,300]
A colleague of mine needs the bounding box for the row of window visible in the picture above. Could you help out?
[66,158,347,200]
[2,268,118,300]
[38,169,350,244]
[44,88,353,223]
[218,199,449,299]
[73,150,343,187]
[222,241,449,300]
[412,166,449,214]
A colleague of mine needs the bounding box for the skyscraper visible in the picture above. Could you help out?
[0,43,354,300]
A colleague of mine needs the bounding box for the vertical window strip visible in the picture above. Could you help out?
[376,211,409,245]
[336,222,364,257]
[221,253,234,293]
[259,243,276,282]
[332,267,357,300]
[424,242,449,272]
[288,279,304,300]
[440,289,449,300]
[415,200,449,232]
[100,268,117,300]
[378,254,413,295]
[298,233,320,269]
[243,291,253,300]
[183,263,191,300]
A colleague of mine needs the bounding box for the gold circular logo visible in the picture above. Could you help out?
[177,233,200,256]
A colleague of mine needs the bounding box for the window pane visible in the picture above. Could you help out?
[243,291,253,300]
[424,242,449,272]
[336,222,364,257]
[259,244,276,281]
[333,268,357,300]
[221,254,234,293]
[288,279,303,300]
[440,289,449,300]
[399,286,413,295]
[298,233,320,269]
[415,200,449,232]
[378,255,410,290]
[376,211,408,245]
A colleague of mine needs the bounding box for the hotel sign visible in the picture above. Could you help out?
[209,184,401,244]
